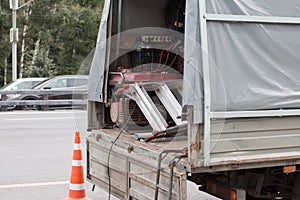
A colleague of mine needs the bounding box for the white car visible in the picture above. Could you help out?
[0,78,47,100]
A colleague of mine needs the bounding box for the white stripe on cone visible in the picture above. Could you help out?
[73,144,81,150]
[69,183,85,190]
[72,160,83,166]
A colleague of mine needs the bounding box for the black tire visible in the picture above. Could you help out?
[22,98,40,111]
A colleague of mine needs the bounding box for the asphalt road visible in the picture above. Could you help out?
[0,110,219,200]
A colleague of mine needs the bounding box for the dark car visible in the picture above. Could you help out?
[14,75,88,110]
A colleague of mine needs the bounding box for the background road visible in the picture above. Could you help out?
[0,110,219,200]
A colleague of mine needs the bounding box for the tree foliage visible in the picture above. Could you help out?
[0,1,12,84]
[0,0,103,86]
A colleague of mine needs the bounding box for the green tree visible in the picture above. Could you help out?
[53,0,102,75]
[0,0,103,86]
[24,0,102,76]
[0,1,12,86]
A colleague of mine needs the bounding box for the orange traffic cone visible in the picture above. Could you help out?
[64,131,91,200]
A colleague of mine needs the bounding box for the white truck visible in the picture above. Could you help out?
[86,0,300,199]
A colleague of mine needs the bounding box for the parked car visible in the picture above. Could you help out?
[0,77,47,101]
[13,75,88,110]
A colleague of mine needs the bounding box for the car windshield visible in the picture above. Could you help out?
[31,76,88,89]
[31,78,51,89]
[13,81,38,90]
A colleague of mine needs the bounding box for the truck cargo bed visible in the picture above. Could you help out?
[87,129,188,200]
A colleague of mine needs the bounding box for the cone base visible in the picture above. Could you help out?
[63,197,91,200]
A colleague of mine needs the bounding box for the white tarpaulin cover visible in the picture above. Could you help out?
[183,0,300,123]
[88,0,111,102]
[89,0,300,123]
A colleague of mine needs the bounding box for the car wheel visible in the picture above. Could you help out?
[22,98,40,111]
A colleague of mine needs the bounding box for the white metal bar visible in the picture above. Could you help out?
[211,110,300,119]
[206,14,300,24]
[199,0,211,167]
[11,1,17,81]
[155,84,182,125]
[139,86,168,128]
[131,84,167,132]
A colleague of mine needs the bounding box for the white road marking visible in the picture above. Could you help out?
[4,117,84,121]
[0,110,86,115]
[0,181,69,189]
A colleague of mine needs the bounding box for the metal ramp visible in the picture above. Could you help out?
[125,83,185,134]
[126,83,168,133]
[155,84,183,126]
